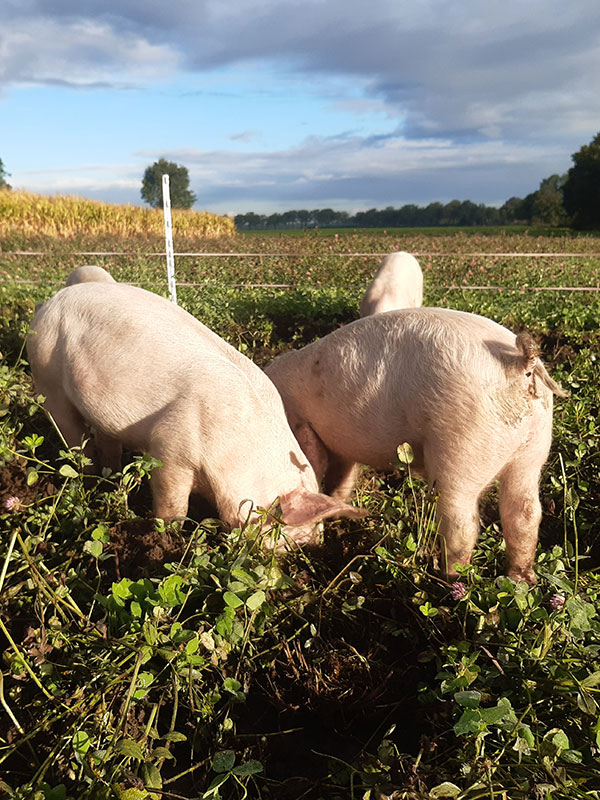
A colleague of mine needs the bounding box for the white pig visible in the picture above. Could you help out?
[27,281,364,547]
[65,265,116,285]
[359,251,423,317]
[266,308,567,582]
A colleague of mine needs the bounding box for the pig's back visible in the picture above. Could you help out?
[268,307,523,468]
[29,283,274,441]
[315,307,514,379]
[32,282,237,372]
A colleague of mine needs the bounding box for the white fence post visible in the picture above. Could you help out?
[162,174,177,304]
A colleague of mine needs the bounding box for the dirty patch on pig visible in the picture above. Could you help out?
[491,380,533,428]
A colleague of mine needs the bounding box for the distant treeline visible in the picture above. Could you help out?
[235,174,569,230]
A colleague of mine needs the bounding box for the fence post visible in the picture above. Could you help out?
[162,174,177,304]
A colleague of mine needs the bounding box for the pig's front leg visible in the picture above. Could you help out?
[287,419,360,501]
[291,421,329,483]
[94,431,122,473]
[324,452,361,502]
[150,461,194,523]
[41,391,98,471]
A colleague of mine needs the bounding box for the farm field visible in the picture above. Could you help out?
[1,227,600,799]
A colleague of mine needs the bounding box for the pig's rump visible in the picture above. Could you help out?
[266,307,561,581]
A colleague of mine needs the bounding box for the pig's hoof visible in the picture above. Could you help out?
[506,566,537,585]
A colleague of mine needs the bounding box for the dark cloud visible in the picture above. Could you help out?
[193,165,550,209]
[4,2,600,146]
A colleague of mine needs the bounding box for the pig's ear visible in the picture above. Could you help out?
[279,487,367,526]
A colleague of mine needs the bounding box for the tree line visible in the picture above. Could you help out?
[234,133,600,231]
[233,132,599,230]
[233,182,567,230]
[94,130,600,232]
[2,131,599,230]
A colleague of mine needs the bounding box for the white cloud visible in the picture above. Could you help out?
[0,17,179,87]
[229,130,261,142]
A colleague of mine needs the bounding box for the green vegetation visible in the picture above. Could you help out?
[0,158,10,191]
[141,159,197,210]
[563,132,600,230]
[1,228,599,799]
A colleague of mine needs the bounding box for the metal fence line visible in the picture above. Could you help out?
[1,278,599,292]
[3,251,600,258]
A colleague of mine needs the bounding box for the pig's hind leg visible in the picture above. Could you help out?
[497,458,544,585]
[498,404,552,584]
[324,453,361,502]
[426,438,501,579]
[39,388,97,467]
[434,483,482,579]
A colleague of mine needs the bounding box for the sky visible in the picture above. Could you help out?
[2,0,600,216]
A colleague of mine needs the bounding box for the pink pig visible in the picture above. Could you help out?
[27,280,363,546]
[266,307,567,582]
[360,251,423,317]
[65,265,116,285]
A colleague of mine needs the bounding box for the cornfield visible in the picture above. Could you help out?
[0,189,235,239]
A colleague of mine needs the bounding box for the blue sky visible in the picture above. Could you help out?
[2,0,600,215]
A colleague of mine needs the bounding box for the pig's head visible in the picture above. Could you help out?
[264,486,367,551]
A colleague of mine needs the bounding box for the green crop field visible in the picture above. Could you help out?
[1,227,599,799]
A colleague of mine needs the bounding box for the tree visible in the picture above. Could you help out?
[0,158,11,190]
[281,210,299,227]
[562,132,600,229]
[531,174,569,226]
[234,212,265,229]
[500,196,525,223]
[296,210,311,228]
[141,159,196,209]
[266,212,284,228]
[313,208,337,227]
[422,202,444,226]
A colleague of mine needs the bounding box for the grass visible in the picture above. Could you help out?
[0,225,599,799]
